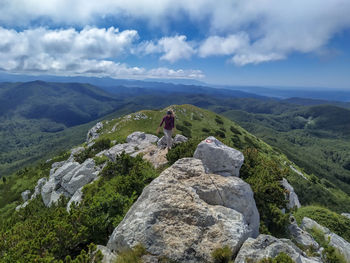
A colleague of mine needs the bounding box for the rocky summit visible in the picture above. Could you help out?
[107,158,259,262]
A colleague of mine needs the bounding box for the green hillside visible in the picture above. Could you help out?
[220,104,350,197]
[0,81,126,177]
[1,104,350,262]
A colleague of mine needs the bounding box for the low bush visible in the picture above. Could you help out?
[183,120,192,127]
[166,138,202,165]
[294,206,350,243]
[240,148,289,237]
[230,125,242,135]
[215,116,224,125]
[215,130,226,138]
[74,139,111,163]
[212,246,233,263]
[115,244,147,263]
[202,127,211,133]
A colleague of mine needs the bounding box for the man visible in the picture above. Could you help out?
[157,110,175,149]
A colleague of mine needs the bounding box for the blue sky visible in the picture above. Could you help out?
[0,0,349,89]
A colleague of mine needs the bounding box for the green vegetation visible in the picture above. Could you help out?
[74,139,111,163]
[115,244,148,263]
[294,206,350,243]
[212,246,233,263]
[307,227,346,263]
[0,152,158,261]
[257,252,294,263]
[240,148,289,237]
[166,138,202,165]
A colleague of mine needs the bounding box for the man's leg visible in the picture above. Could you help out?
[164,129,172,149]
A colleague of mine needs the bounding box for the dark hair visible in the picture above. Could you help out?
[167,110,172,115]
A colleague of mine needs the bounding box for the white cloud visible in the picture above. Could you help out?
[198,33,249,57]
[139,35,195,63]
[1,0,350,67]
[0,27,203,79]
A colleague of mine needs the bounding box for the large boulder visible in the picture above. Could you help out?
[301,217,350,261]
[194,136,244,177]
[288,216,319,250]
[67,187,83,212]
[107,158,259,262]
[31,178,47,200]
[281,178,301,209]
[235,234,322,263]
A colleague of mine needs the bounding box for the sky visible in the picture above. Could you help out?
[0,0,350,89]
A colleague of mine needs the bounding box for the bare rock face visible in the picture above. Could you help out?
[21,190,31,202]
[157,134,188,148]
[96,245,117,263]
[301,217,350,262]
[235,234,322,263]
[341,213,350,219]
[87,122,103,143]
[194,136,244,177]
[288,216,319,250]
[107,158,259,263]
[41,159,100,207]
[126,131,158,144]
[281,178,301,209]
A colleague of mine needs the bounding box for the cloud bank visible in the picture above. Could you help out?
[0,0,350,77]
[0,26,203,79]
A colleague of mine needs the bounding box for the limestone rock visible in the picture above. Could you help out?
[173,134,188,144]
[107,158,259,262]
[142,145,168,169]
[341,213,350,219]
[41,159,100,207]
[235,234,322,263]
[157,134,188,148]
[96,245,117,263]
[301,217,350,261]
[126,131,158,144]
[288,216,319,250]
[281,178,301,209]
[21,190,31,202]
[194,136,244,177]
[68,146,85,162]
[31,178,47,199]
[67,187,83,212]
[87,122,103,143]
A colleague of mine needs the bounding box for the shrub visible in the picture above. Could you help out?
[240,148,289,236]
[115,244,147,263]
[193,115,202,121]
[215,130,226,138]
[294,206,350,243]
[212,246,233,263]
[75,139,111,164]
[183,120,192,127]
[215,116,224,125]
[202,127,210,133]
[176,124,192,138]
[230,126,242,135]
[220,127,226,132]
[231,136,243,149]
[166,138,202,165]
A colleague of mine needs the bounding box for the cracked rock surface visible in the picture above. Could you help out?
[107,158,259,263]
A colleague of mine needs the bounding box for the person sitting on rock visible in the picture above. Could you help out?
[157,110,175,150]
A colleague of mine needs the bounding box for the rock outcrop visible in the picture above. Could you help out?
[194,136,244,177]
[281,178,301,209]
[21,190,31,202]
[87,122,103,143]
[41,158,100,207]
[341,213,350,219]
[235,234,322,263]
[301,217,350,262]
[97,245,117,263]
[157,134,188,148]
[288,216,319,250]
[107,158,259,262]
